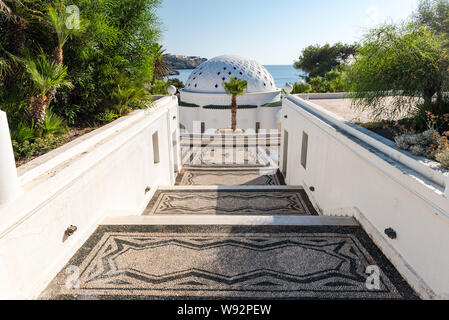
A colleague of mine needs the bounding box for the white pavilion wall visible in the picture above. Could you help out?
[281,95,449,300]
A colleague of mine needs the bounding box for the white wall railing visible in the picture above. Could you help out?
[281,94,449,299]
[0,96,180,299]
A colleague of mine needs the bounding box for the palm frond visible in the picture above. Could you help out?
[47,5,71,48]
[0,1,11,13]
[223,76,248,96]
[22,54,73,95]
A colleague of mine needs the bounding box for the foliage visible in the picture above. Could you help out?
[23,53,72,96]
[38,110,68,136]
[150,78,185,95]
[1,0,162,128]
[150,79,169,95]
[96,110,119,123]
[167,78,185,90]
[152,43,171,84]
[291,82,311,94]
[109,81,151,115]
[222,76,248,97]
[394,129,439,156]
[436,148,449,168]
[393,111,449,168]
[346,23,449,123]
[414,0,449,38]
[12,134,65,161]
[46,3,83,51]
[294,42,356,80]
[222,76,248,131]
[9,109,68,161]
[292,69,348,94]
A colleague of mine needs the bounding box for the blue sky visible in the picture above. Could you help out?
[157,0,418,65]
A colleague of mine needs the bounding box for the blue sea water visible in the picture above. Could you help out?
[168,65,304,88]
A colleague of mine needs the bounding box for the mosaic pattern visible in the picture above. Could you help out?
[143,189,316,216]
[176,169,284,186]
[41,226,418,300]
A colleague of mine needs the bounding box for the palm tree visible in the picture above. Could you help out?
[0,0,28,87]
[152,44,171,84]
[46,3,79,65]
[23,54,73,125]
[45,3,80,103]
[0,1,27,55]
[223,76,248,131]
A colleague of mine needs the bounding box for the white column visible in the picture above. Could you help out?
[0,111,20,205]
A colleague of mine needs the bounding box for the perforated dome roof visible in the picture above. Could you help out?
[184,55,277,94]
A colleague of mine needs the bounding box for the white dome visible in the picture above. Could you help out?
[184,55,277,94]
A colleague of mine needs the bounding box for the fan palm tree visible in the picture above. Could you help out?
[0,0,28,88]
[223,76,248,131]
[0,1,27,55]
[46,3,79,65]
[23,54,73,125]
[152,44,171,84]
[45,3,81,103]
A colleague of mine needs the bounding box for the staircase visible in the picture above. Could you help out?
[40,149,418,299]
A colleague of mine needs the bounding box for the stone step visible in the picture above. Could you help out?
[143,186,318,216]
[175,168,285,186]
[41,224,418,300]
[102,215,358,226]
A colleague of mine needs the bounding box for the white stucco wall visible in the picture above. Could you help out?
[0,96,180,299]
[179,106,281,132]
[179,90,281,132]
[281,95,449,299]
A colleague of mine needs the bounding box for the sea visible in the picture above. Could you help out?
[168,65,304,88]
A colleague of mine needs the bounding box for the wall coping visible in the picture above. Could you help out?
[0,96,177,237]
[284,95,449,220]
[17,96,176,186]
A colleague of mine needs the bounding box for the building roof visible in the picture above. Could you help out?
[184,55,277,94]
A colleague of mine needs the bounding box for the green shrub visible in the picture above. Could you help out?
[291,82,311,94]
[150,80,169,95]
[38,111,68,137]
[436,148,449,169]
[13,135,66,161]
[167,78,185,90]
[10,122,36,144]
[97,110,120,123]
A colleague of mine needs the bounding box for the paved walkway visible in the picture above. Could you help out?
[176,168,284,186]
[143,188,316,216]
[41,225,417,300]
[41,163,418,300]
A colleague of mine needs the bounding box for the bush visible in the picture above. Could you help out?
[96,110,120,123]
[436,148,449,168]
[1,0,163,126]
[12,134,66,161]
[347,23,449,123]
[291,82,311,94]
[394,129,439,156]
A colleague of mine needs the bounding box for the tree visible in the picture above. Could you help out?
[414,0,449,35]
[46,2,80,65]
[222,76,248,131]
[23,54,73,125]
[294,43,356,80]
[347,23,449,122]
[152,43,171,84]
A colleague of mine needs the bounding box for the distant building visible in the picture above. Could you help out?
[179,55,282,133]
